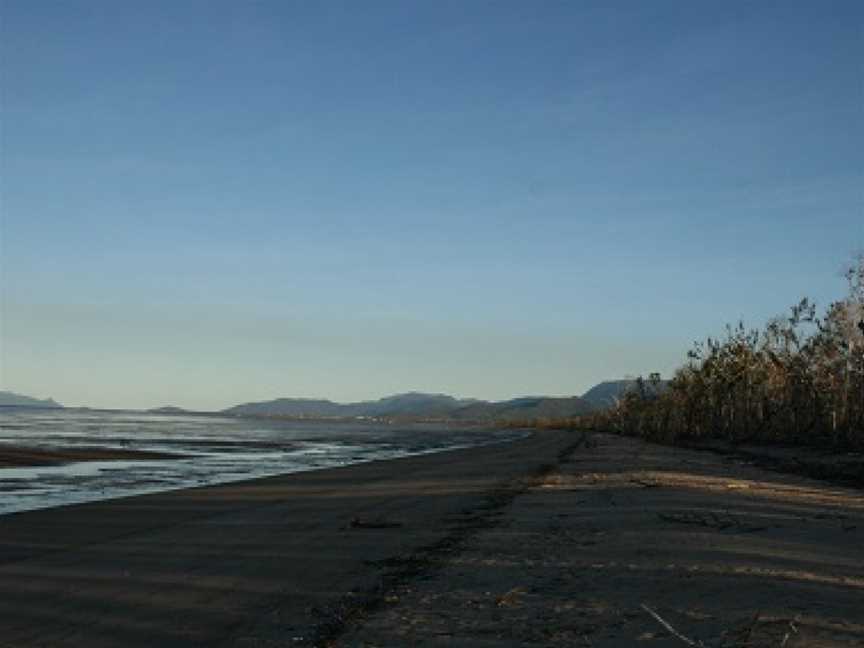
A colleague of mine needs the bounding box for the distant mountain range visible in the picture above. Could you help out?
[222,380,664,421]
[3,379,664,420]
[223,392,480,419]
[0,391,63,408]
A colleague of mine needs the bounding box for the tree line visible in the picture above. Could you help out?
[564,256,864,449]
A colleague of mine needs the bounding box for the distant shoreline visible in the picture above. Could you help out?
[1,403,507,426]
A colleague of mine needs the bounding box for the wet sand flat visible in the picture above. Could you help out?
[0,444,186,467]
[0,430,575,647]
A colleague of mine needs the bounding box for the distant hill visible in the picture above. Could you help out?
[224,392,475,419]
[580,379,668,410]
[359,393,476,418]
[224,392,590,421]
[0,391,63,408]
[224,398,349,418]
[451,396,593,421]
[147,406,189,414]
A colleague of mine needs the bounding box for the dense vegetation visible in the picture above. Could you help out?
[563,257,864,449]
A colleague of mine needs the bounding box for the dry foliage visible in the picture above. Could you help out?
[540,256,864,450]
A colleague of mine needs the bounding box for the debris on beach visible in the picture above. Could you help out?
[349,517,404,529]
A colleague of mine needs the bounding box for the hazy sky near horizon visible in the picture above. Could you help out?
[1,1,863,410]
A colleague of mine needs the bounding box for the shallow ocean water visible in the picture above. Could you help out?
[0,408,522,515]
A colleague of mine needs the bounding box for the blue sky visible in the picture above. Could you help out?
[1,1,862,409]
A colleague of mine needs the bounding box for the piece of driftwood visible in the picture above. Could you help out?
[641,603,706,647]
[495,586,527,607]
[741,609,761,646]
[657,510,767,533]
[658,511,733,529]
[349,517,403,529]
[780,615,800,647]
[630,478,662,488]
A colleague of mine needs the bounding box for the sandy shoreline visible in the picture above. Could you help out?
[0,428,576,647]
[0,443,186,467]
[343,434,864,647]
[1,429,861,647]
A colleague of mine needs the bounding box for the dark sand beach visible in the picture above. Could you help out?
[0,429,575,647]
[2,430,862,647]
[343,434,864,647]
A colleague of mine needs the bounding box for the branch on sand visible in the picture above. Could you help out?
[641,603,707,647]
[349,517,403,529]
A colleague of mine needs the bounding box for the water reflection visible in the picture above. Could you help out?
[0,409,521,515]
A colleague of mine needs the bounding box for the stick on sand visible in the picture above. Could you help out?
[641,603,706,647]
